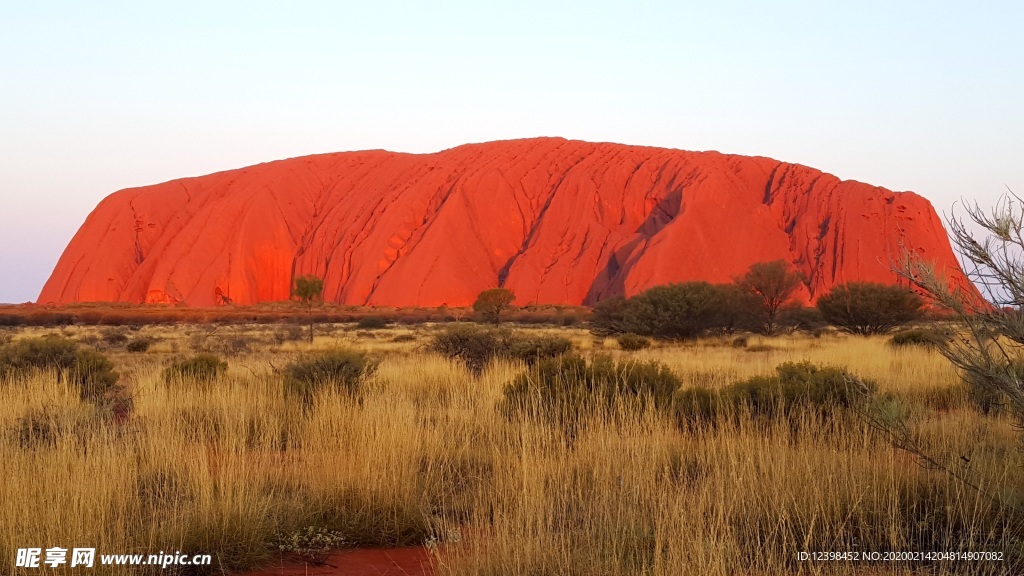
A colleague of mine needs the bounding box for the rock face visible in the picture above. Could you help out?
[39,138,970,307]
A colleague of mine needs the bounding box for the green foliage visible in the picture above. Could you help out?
[101,328,129,346]
[505,333,574,365]
[674,361,875,425]
[291,274,325,304]
[816,282,924,335]
[627,282,725,339]
[428,325,505,374]
[163,354,227,385]
[428,325,572,375]
[589,296,635,336]
[292,274,326,343]
[74,348,120,401]
[125,337,156,353]
[502,353,682,422]
[473,288,515,324]
[0,336,118,401]
[780,306,827,333]
[283,349,377,408]
[591,282,735,340]
[617,333,651,351]
[356,316,388,329]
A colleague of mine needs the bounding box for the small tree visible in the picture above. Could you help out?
[473,288,515,324]
[734,260,805,335]
[292,274,325,343]
[816,282,923,335]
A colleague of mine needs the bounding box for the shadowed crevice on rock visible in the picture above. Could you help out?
[584,187,684,304]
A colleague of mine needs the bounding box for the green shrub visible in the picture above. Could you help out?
[428,325,572,375]
[502,353,681,422]
[628,282,726,339]
[590,296,636,336]
[591,283,741,340]
[888,328,943,348]
[163,354,227,385]
[780,306,827,332]
[428,325,504,374]
[816,282,924,335]
[617,333,651,351]
[126,337,156,353]
[506,334,573,365]
[283,349,377,408]
[101,329,129,346]
[674,361,875,425]
[73,349,120,401]
[672,386,719,424]
[356,316,388,329]
[0,337,118,401]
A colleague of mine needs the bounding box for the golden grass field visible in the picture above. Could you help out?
[0,322,1020,575]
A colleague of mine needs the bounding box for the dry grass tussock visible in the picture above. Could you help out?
[0,323,1021,575]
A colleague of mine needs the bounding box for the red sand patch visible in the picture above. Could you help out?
[236,547,433,576]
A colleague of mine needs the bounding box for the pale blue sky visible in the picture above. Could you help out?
[1,1,1022,303]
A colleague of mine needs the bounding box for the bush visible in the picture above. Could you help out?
[126,337,156,353]
[675,361,875,425]
[283,349,377,408]
[780,306,827,332]
[816,282,924,335]
[617,333,651,351]
[506,334,574,365]
[589,296,635,336]
[163,354,227,385]
[630,282,725,339]
[0,314,24,326]
[502,353,681,422]
[101,329,129,346]
[590,283,737,340]
[274,326,305,345]
[428,325,572,375]
[428,325,503,375]
[356,316,388,329]
[0,337,119,402]
[888,328,943,348]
